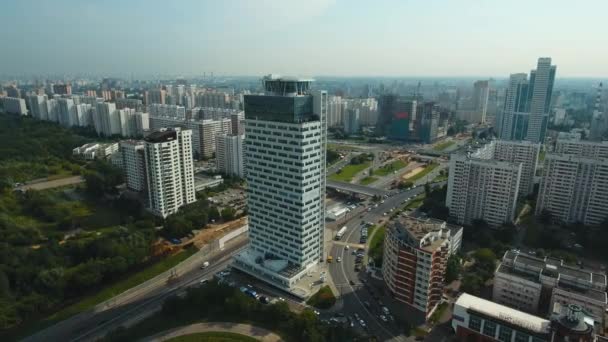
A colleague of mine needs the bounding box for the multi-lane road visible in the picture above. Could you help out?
[24,238,248,342]
[327,184,445,341]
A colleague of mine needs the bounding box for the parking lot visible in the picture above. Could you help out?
[207,188,247,215]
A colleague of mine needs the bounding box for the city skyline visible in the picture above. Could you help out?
[2,0,608,77]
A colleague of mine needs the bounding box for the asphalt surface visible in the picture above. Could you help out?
[326,184,445,341]
[24,238,248,342]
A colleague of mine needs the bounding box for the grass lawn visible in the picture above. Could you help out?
[373,159,408,177]
[405,163,439,182]
[359,176,378,185]
[367,225,385,267]
[432,173,449,183]
[46,247,198,323]
[434,141,455,151]
[167,332,260,342]
[329,161,370,182]
[405,193,426,210]
[306,285,336,309]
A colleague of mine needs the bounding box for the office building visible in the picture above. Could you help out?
[144,127,196,218]
[1,97,28,115]
[119,140,147,192]
[216,134,245,178]
[472,80,490,123]
[493,250,607,327]
[382,215,463,320]
[536,137,608,226]
[498,58,556,143]
[343,108,360,134]
[376,95,416,141]
[233,75,327,291]
[415,102,440,143]
[453,293,552,342]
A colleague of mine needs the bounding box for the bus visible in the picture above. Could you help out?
[335,226,347,240]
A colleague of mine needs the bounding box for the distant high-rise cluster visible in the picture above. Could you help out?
[376,96,443,143]
[497,57,556,143]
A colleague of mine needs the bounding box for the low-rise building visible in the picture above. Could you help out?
[493,250,607,326]
[72,142,119,160]
[382,215,462,320]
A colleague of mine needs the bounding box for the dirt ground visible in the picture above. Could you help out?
[401,166,425,180]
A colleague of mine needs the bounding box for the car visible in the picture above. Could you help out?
[381,306,390,315]
[349,279,355,285]
[380,200,385,204]
[199,279,208,285]
[364,301,371,308]
[337,257,342,262]
[345,245,350,250]
[259,296,270,304]
[359,319,367,328]
[354,313,360,320]
[380,315,388,322]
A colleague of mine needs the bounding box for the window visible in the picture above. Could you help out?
[498,326,512,342]
[515,331,530,342]
[468,315,482,332]
[482,320,497,338]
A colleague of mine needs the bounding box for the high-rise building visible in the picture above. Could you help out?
[149,104,186,119]
[195,92,230,109]
[493,250,607,326]
[415,102,439,143]
[233,75,327,291]
[27,95,49,120]
[119,140,147,192]
[472,80,490,123]
[1,97,28,115]
[343,108,360,135]
[144,127,196,218]
[95,102,121,136]
[52,84,72,95]
[447,140,538,227]
[216,134,245,178]
[382,215,462,320]
[536,136,608,226]
[5,86,22,99]
[75,103,92,127]
[376,95,416,141]
[57,98,77,127]
[498,58,556,143]
[230,111,245,135]
[145,89,166,105]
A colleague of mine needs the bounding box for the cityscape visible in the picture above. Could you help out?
[1,1,608,342]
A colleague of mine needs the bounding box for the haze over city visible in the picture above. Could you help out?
[2,0,608,77]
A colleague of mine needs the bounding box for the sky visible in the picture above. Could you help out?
[1,0,607,78]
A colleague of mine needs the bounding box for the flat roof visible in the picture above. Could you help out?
[556,280,608,303]
[456,293,551,334]
[144,130,177,143]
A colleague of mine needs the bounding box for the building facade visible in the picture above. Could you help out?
[215,134,245,178]
[119,140,147,192]
[233,76,327,291]
[343,108,360,135]
[382,215,462,319]
[144,128,196,218]
[1,97,28,115]
[536,137,608,226]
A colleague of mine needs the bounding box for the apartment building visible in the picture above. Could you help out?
[144,127,196,218]
[119,140,147,192]
[215,134,245,178]
[536,137,608,226]
[1,96,28,115]
[382,215,463,320]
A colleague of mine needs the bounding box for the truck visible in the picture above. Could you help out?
[335,226,347,240]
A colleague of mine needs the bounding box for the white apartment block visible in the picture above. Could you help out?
[95,102,121,136]
[57,98,77,127]
[148,104,186,119]
[493,140,540,197]
[201,119,232,158]
[536,137,608,226]
[28,95,49,120]
[144,127,196,218]
[343,108,360,135]
[493,250,607,326]
[75,103,92,127]
[72,142,119,160]
[447,142,522,228]
[233,76,327,291]
[119,140,146,192]
[2,96,28,115]
[216,134,245,178]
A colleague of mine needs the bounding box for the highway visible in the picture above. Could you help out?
[24,238,248,342]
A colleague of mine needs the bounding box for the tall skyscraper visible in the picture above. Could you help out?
[144,127,196,218]
[498,58,556,143]
[233,75,327,291]
[472,80,490,123]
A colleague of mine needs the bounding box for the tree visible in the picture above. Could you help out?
[221,207,236,221]
[208,206,221,221]
[539,209,552,225]
[445,255,462,283]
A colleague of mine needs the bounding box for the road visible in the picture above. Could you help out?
[326,183,446,341]
[16,175,85,191]
[24,238,248,342]
[142,322,282,342]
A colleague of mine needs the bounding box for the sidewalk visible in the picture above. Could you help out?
[142,322,283,342]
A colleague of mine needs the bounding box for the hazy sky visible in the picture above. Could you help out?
[1,0,607,77]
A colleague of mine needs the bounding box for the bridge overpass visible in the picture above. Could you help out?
[326,180,387,197]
